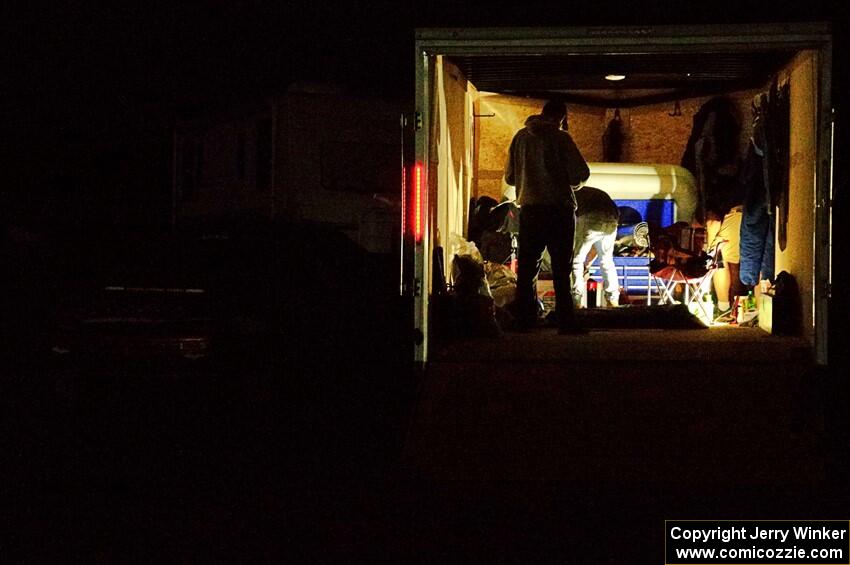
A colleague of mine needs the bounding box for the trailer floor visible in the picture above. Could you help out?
[432,326,811,363]
[405,326,823,483]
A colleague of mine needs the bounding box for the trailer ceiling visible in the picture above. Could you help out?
[450,50,798,107]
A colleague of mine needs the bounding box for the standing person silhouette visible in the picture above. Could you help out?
[504,100,590,334]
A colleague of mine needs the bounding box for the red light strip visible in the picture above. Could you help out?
[414,163,423,242]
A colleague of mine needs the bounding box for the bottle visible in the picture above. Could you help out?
[737,291,755,324]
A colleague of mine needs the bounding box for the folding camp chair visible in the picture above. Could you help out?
[650,240,725,322]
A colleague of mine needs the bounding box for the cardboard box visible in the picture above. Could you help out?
[758,293,773,333]
[536,279,556,313]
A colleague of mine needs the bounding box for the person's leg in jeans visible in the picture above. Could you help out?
[593,227,619,306]
[515,205,548,327]
[571,217,596,307]
[547,205,579,330]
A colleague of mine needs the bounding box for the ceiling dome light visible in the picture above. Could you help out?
[605,74,626,81]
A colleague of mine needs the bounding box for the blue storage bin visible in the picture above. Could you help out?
[615,199,676,237]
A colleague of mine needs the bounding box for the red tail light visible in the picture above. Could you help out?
[413,162,424,243]
[402,162,425,243]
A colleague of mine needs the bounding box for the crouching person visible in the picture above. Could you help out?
[433,254,502,340]
[571,186,620,308]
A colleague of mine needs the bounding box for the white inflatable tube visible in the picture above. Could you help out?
[586,162,697,224]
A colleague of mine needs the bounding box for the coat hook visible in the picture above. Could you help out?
[668,101,682,117]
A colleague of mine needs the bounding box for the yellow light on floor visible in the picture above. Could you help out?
[687,300,714,327]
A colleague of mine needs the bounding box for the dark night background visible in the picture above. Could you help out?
[6,1,849,230]
[4,1,850,562]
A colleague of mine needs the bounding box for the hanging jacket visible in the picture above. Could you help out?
[765,79,790,250]
[680,96,741,223]
[505,115,589,210]
[739,138,775,285]
[681,96,740,178]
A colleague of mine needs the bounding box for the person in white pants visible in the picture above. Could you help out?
[571,186,620,307]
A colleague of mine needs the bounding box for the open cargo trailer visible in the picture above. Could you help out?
[403,23,833,365]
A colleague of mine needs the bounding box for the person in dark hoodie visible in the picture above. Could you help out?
[504,100,590,334]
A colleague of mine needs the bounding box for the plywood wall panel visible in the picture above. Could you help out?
[475,94,603,201]
[774,50,817,340]
[475,90,761,202]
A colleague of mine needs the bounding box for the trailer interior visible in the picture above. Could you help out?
[409,24,832,365]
